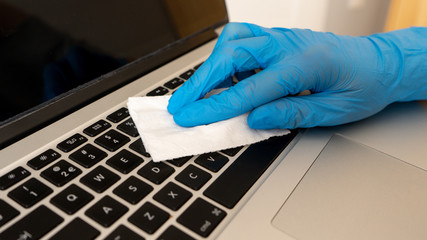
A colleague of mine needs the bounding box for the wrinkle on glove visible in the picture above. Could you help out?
[127,96,289,162]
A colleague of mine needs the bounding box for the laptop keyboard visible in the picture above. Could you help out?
[0,62,297,239]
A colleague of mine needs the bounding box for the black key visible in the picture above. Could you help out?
[194,62,204,70]
[83,119,111,137]
[0,166,30,190]
[195,152,229,173]
[221,146,244,157]
[204,133,297,209]
[128,202,169,234]
[50,184,94,215]
[164,77,184,89]
[0,205,63,240]
[8,178,53,208]
[158,225,195,240]
[41,160,82,187]
[80,165,120,193]
[27,149,61,170]
[107,149,143,174]
[50,217,100,240]
[105,225,144,240]
[95,129,130,152]
[57,133,88,153]
[85,195,128,228]
[147,86,169,96]
[154,182,192,211]
[167,156,192,167]
[129,138,151,157]
[179,69,195,80]
[137,161,175,184]
[117,118,139,137]
[177,198,226,237]
[107,107,129,123]
[113,176,153,204]
[175,164,212,190]
[69,144,107,168]
[0,199,20,228]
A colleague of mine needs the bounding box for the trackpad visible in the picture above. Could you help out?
[272,134,427,240]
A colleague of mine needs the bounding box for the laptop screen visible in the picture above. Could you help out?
[0,0,227,147]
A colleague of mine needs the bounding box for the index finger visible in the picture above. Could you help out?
[167,23,271,114]
[167,35,272,115]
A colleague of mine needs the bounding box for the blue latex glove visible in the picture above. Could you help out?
[168,23,427,129]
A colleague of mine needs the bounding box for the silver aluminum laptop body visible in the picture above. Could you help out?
[218,101,427,239]
[1,1,426,239]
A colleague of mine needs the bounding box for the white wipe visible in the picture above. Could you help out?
[127,96,289,162]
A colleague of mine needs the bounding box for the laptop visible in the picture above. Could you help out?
[1,1,426,239]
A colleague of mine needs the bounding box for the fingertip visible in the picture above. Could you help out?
[167,65,206,115]
[167,101,177,115]
[247,108,277,130]
[247,112,260,129]
[167,90,184,114]
[172,103,212,128]
[171,94,239,128]
[172,110,194,127]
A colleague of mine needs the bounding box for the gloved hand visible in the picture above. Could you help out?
[167,22,427,129]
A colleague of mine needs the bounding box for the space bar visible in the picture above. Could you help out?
[203,131,297,209]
